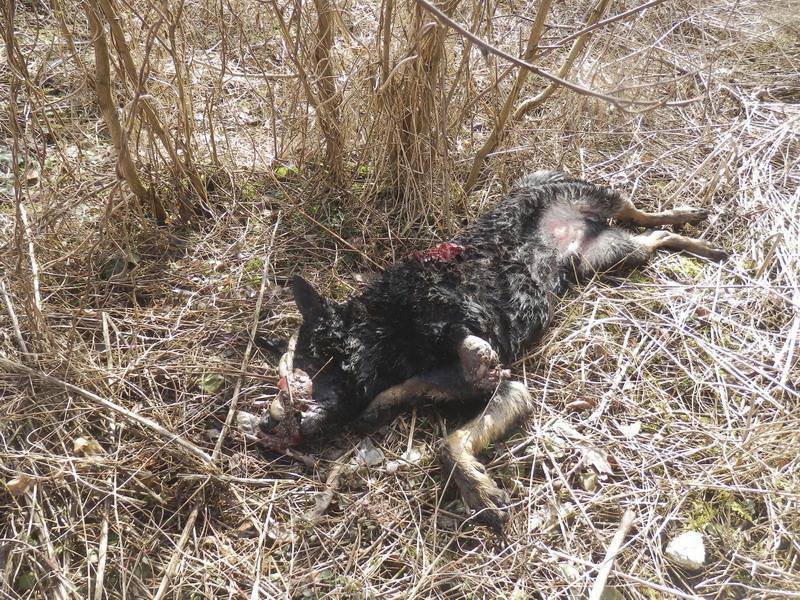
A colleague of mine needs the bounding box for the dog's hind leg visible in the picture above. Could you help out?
[361,331,508,423]
[613,196,709,227]
[634,229,729,261]
[440,380,533,532]
[574,227,727,280]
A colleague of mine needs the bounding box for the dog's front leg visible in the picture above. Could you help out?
[445,325,510,393]
[361,365,477,424]
[440,380,533,532]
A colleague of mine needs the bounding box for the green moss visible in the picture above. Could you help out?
[687,496,717,530]
[626,270,650,284]
[240,181,259,200]
[664,254,703,280]
[688,490,756,532]
[244,256,264,274]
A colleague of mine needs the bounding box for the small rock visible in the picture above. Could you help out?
[236,411,260,436]
[665,531,706,571]
[386,447,425,475]
[556,562,581,582]
[203,428,221,441]
[401,447,423,465]
[355,438,384,467]
[616,420,642,438]
[580,470,598,492]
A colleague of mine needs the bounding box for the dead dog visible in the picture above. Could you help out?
[259,170,727,531]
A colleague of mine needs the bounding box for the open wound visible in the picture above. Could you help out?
[410,242,465,263]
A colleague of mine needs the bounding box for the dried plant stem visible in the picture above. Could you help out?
[93,0,206,214]
[151,504,200,600]
[161,0,208,212]
[16,204,42,313]
[0,278,28,355]
[464,0,553,192]
[379,0,394,84]
[313,0,345,183]
[413,0,666,109]
[92,516,109,600]
[513,0,613,121]
[550,0,669,50]
[30,497,74,600]
[2,2,47,339]
[306,461,347,523]
[82,3,161,220]
[213,217,280,460]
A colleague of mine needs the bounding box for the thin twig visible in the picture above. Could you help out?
[17,204,42,313]
[151,504,200,600]
[464,0,553,192]
[550,0,671,50]
[0,278,29,355]
[513,0,613,121]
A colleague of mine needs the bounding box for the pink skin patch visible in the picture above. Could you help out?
[411,242,465,263]
[541,213,584,253]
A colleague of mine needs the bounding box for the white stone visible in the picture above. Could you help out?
[235,411,260,436]
[356,437,385,467]
[665,531,706,571]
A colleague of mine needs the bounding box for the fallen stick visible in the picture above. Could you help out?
[305,461,346,524]
[589,508,636,600]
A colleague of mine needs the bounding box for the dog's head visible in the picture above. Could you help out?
[259,276,353,446]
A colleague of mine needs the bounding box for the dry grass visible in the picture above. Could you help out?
[1,0,799,598]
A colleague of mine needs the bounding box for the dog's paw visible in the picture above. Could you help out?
[444,451,511,534]
[693,240,730,262]
[462,479,511,533]
[459,335,503,392]
[670,206,709,224]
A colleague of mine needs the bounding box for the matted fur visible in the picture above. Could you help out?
[261,170,726,529]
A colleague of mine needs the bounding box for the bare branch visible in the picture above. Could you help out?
[93,0,207,215]
[82,3,161,220]
[513,0,613,121]
[548,0,670,51]
[413,0,674,109]
[313,0,345,183]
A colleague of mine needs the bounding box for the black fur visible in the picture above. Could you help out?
[285,171,637,422]
[261,170,725,529]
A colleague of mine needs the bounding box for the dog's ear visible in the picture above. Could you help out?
[292,275,326,322]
